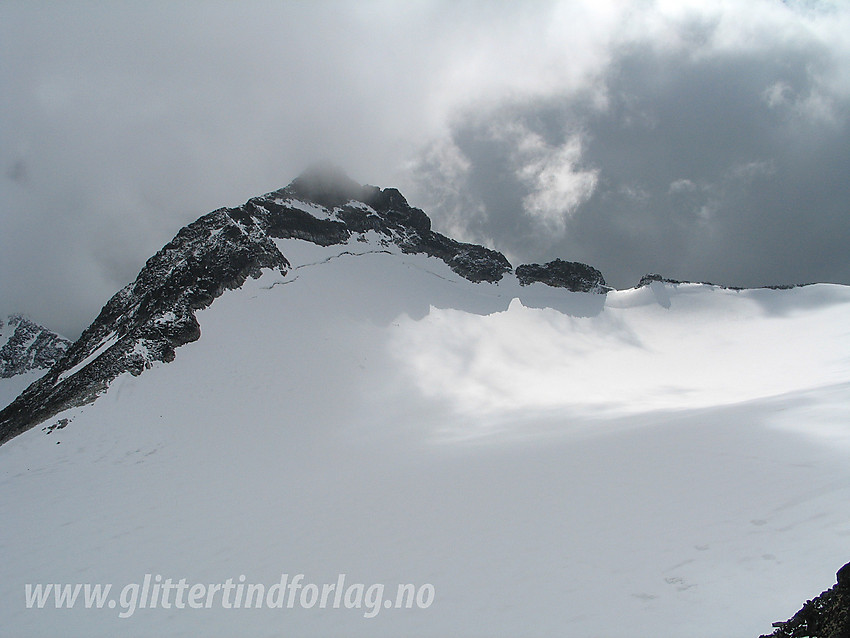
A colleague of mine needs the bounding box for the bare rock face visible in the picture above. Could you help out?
[0,207,289,445]
[516,259,609,293]
[266,167,508,282]
[0,167,603,445]
[0,316,70,378]
[760,562,850,638]
[637,273,685,287]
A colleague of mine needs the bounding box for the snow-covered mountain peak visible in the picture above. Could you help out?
[4,169,845,451]
[1,171,850,637]
[0,315,71,411]
[0,315,70,379]
[0,173,578,445]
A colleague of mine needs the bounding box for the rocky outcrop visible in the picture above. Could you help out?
[637,273,806,291]
[760,562,850,638]
[262,167,511,282]
[0,167,600,445]
[636,273,742,289]
[637,273,688,287]
[0,207,290,445]
[516,259,609,293]
[0,316,70,378]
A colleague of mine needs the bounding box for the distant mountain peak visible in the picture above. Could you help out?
[0,315,70,379]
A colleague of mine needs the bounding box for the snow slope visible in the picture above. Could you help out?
[1,236,849,637]
[0,369,43,411]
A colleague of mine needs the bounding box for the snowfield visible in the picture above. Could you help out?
[1,236,849,637]
[0,369,43,412]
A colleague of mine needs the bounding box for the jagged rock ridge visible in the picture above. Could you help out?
[0,168,565,445]
[760,562,850,638]
[0,315,70,378]
[637,273,806,291]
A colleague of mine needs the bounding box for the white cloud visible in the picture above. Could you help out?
[514,131,599,233]
[3,0,850,334]
[763,81,794,108]
[669,179,697,193]
[728,160,776,181]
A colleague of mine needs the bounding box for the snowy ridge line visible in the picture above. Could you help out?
[0,168,515,445]
[3,238,848,636]
[0,167,838,446]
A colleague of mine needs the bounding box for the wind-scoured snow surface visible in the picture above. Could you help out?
[1,235,849,637]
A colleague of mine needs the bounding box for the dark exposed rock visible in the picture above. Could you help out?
[760,562,850,638]
[637,273,686,287]
[637,273,810,291]
[0,316,70,378]
[637,272,745,289]
[839,564,850,588]
[516,259,608,293]
[262,172,506,282]
[0,168,596,445]
[41,418,68,434]
[0,207,289,446]
[636,273,732,288]
[417,232,511,283]
[248,198,350,245]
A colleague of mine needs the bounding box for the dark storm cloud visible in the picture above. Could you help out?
[574,39,850,289]
[1,1,849,337]
[412,3,850,289]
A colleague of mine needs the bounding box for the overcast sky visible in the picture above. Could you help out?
[2,0,849,338]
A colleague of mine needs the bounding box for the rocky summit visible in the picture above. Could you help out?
[0,167,599,445]
[0,315,70,379]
